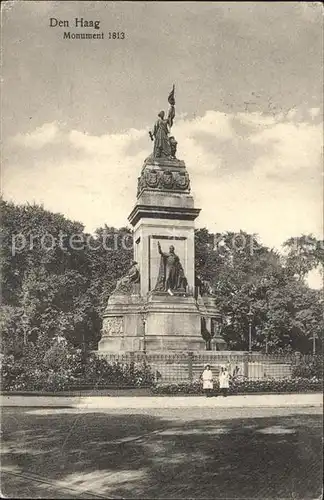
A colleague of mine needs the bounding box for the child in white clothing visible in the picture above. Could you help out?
[201,364,213,397]
[219,366,229,397]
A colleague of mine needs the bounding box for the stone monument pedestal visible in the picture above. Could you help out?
[144,292,206,351]
[99,293,144,352]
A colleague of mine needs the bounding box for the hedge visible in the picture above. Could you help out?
[151,377,323,395]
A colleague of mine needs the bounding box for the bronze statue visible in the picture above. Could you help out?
[149,85,176,159]
[154,241,187,294]
[112,261,140,295]
[169,136,178,159]
[195,273,215,298]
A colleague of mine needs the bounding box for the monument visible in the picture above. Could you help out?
[99,86,224,352]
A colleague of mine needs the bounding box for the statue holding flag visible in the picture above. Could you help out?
[149,85,176,159]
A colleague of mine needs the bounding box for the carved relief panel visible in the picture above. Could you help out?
[103,316,124,336]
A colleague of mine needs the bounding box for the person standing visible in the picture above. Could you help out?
[201,364,213,397]
[219,365,230,397]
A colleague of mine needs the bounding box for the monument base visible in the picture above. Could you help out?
[98,293,144,352]
[144,292,206,351]
[98,291,209,352]
[98,336,143,352]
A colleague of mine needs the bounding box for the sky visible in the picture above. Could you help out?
[1,1,323,286]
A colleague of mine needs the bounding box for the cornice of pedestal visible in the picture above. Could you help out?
[128,204,201,227]
[142,156,186,170]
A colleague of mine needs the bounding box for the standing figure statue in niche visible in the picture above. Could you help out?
[149,85,176,159]
[154,241,187,295]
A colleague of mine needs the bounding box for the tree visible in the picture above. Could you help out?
[86,225,133,318]
[1,200,94,349]
[283,234,324,281]
[0,199,134,353]
[195,228,323,353]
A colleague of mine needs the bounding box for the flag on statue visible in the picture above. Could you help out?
[168,84,175,105]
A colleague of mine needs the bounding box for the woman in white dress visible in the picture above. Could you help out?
[201,364,213,397]
[219,365,230,397]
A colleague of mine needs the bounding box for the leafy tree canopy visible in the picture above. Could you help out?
[1,199,322,354]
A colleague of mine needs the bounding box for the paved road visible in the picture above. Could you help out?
[1,392,322,408]
[1,406,323,499]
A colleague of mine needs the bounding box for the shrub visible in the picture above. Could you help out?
[150,380,202,395]
[0,351,78,392]
[0,354,25,391]
[0,343,154,392]
[292,355,323,380]
[78,353,154,387]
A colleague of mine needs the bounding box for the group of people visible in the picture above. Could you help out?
[201,364,230,397]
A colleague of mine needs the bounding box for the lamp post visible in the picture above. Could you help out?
[210,318,219,351]
[247,305,253,353]
[81,332,86,361]
[141,306,147,354]
[21,311,28,346]
[143,318,147,354]
[260,277,270,355]
[311,332,318,355]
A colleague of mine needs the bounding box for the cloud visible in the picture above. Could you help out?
[68,128,148,157]
[177,111,234,141]
[4,122,151,232]
[235,112,277,128]
[250,121,323,178]
[3,108,323,258]
[12,122,60,150]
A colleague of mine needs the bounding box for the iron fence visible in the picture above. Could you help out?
[96,351,320,383]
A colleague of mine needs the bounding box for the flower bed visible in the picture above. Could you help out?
[151,377,323,395]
